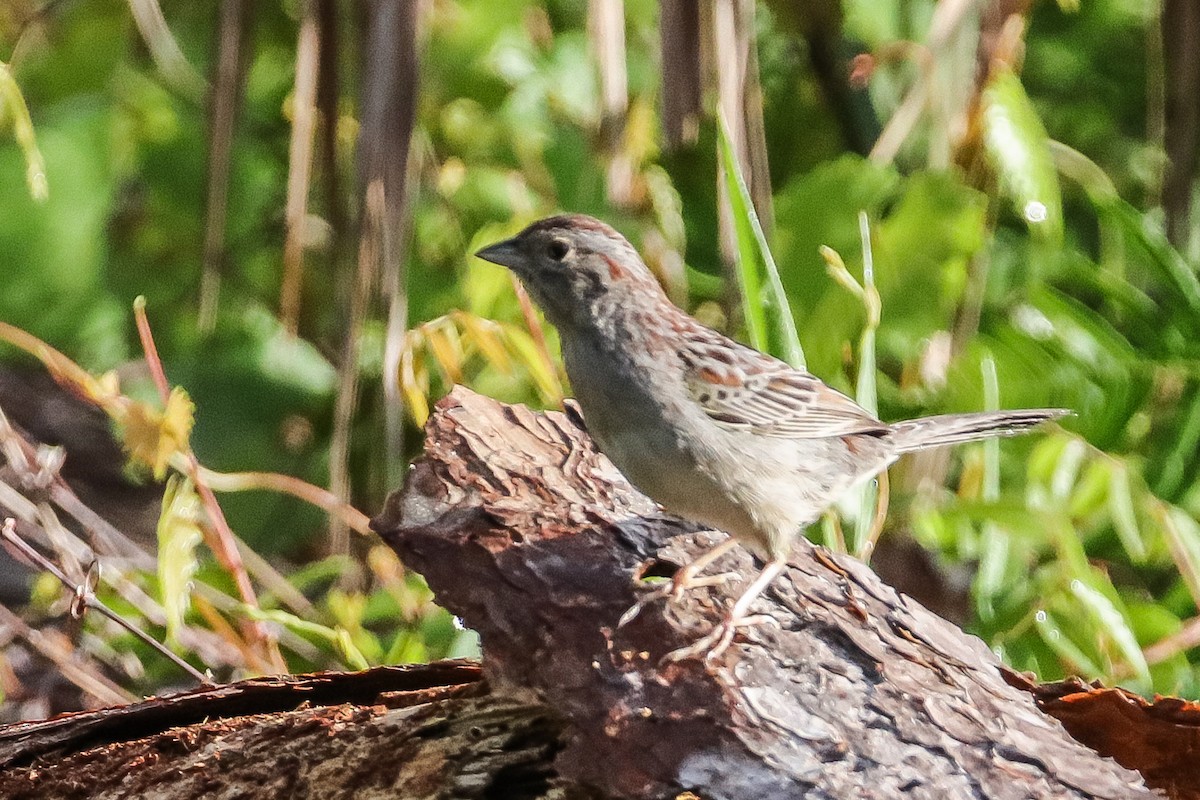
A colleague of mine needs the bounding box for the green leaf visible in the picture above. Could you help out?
[980,67,1063,242]
[1069,577,1150,684]
[1111,200,1200,327]
[1068,460,1110,519]
[716,113,804,368]
[156,475,203,648]
[1107,462,1147,563]
[1157,504,1200,610]
[1034,607,1104,677]
[0,62,48,201]
[975,523,1011,622]
[1152,389,1200,501]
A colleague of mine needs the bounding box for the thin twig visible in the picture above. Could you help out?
[869,0,977,165]
[510,275,563,401]
[198,0,250,331]
[133,298,172,404]
[588,0,633,206]
[1143,612,1200,668]
[126,0,208,101]
[0,401,318,667]
[0,325,331,626]
[328,180,380,560]
[382,136,425,492]
[280,0,322,334]
[196,465,372,534]
[133,301,283,670]
[1,518,211,685]
[0,601,133,707]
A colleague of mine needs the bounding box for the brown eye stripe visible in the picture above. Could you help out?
[602,253,625,280]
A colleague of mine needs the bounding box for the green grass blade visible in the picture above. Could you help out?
[0,62,48,201]
[716,113,805,368]
[1111,200,1200,328]
[980,67,1062,242]
[852,213,881,558]
[1069,578,1150,685]
[975,356,1010,620]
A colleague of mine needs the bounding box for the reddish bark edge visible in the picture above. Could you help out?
[1010,671,1200,800]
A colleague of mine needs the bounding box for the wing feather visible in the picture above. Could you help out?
[677,323,886,439]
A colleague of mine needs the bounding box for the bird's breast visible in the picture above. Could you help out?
[560,331,768,540]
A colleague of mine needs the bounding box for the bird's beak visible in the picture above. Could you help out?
[474,238,522,270]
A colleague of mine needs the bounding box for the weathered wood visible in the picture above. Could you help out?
[1019,674,1200,800]
[373,387,1155,800]
[0,662,481,770]
[0,663,607,800]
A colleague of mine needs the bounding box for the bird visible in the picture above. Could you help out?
[475,213,1067,659]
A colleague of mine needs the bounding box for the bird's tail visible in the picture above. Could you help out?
[889,408,1070,454]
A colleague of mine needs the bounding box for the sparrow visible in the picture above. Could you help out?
[476,214,1066,658]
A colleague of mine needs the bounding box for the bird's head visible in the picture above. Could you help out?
[475,214,663,330]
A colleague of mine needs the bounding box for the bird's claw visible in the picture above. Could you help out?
[660,613,776,664]
[617,571,737,629]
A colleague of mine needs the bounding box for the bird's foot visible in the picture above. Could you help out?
[617,570,737,629]
[617,535,740,629]
[661,613,777,663]
[660,556,789,663]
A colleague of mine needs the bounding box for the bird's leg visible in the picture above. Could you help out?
[663,535,741,600]
[617,535,739,628]
[662,555,788,663]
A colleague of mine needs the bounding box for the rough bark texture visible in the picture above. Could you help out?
[372,387,1154,800]
[0,663,604,800]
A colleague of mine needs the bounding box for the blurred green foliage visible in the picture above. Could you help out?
[1,0,1200,701]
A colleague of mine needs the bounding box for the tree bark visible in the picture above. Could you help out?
[372,388,1153,799]
[0,387,1166,799]
[0,664,601,799]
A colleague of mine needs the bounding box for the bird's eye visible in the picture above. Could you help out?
[547,239,571,262]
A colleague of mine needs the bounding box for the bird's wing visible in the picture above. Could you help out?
[678,324,887,439]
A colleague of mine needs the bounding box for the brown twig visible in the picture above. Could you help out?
[197,0,251,332]
[868,0,976,165]
[280,0,322,334]
[331,0,424,560]
[659,0,703,149]
[133,300,283,671]
[1143,612,1200,668]
[588,0,633,207]
[0,322,340,629]
[1,518,210,686]
[510,275,563,400]
[0,601,132,707]
[196,465,372,535]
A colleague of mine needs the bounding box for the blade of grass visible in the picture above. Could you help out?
[975,356,1010,621]
[852,213,884,559]
[980,66,1063,242]
[716,112,804,369]
[1069,577,1150,684]
[0,61,47,201]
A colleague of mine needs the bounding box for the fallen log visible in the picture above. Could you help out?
[371,387,1155,799]
[0,387,1171,799]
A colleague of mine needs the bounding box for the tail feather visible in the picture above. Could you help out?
[890,409,1070,454]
